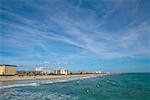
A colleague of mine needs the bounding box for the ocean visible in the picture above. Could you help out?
[0,73,149,100]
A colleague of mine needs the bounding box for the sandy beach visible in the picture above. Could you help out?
[0,74,97,82]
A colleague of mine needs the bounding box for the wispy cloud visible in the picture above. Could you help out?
[0,0,149,71]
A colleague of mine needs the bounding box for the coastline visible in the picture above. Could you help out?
[0,74,99,82]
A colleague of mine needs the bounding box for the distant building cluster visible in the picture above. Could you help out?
[36,67,70,75]
[0,64,111,76]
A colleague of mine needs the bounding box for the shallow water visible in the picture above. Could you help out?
[0,73,149,100]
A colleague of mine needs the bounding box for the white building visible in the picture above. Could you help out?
[35,67,70,75]
[35,67,44,71]
[35,67,54,74]
[95,70,102,74]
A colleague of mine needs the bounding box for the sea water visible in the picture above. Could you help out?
[0,73,149,100]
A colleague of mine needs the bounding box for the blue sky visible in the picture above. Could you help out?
[0,0,150,72]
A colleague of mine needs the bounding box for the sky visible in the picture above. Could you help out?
[0,0,150,72]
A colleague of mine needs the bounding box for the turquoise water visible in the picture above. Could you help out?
[0,73,150,100]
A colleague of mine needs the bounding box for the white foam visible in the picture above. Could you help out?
[41,75,99,85]
[0,83,39,89]
[0,75,99,89]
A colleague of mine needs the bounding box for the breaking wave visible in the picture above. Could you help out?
[40,75,99,84]
[0,75,99,89]
[0,83,39,89]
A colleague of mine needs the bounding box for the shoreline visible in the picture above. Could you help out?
[0,74,100,82]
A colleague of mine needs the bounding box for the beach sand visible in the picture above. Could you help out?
[0,74,96,82]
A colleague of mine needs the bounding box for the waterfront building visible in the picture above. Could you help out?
[35,67,53,74]
[0,65,16,75]
[35,67,44,71]
[54,69,69,75]
[95,70,102,74]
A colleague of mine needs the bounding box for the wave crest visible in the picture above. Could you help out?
[0,83,39,89]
